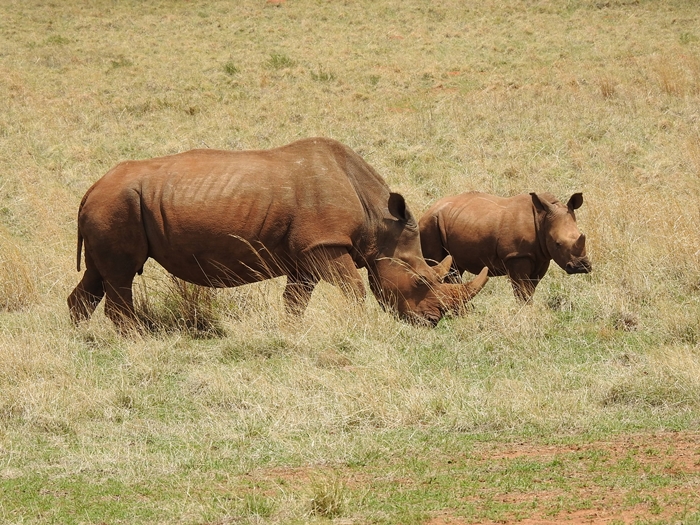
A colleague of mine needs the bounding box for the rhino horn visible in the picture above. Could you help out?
[574,233,586,251]
[433,255,453,282]
[439,266,489,313]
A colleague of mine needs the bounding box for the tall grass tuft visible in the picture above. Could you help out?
[598,75,616,99]
[309,476,347,518]
[0,231,37,311]
[134,273,222,335]
[266,52,295,70]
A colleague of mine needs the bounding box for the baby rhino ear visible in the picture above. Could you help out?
[530,192,557,214]
[567,193,583,211]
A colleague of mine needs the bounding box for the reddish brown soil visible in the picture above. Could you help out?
[428,432,700,524]
[248,432,699,524]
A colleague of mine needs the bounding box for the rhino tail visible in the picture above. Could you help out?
[76,229,83,272]
[75,183,97,272]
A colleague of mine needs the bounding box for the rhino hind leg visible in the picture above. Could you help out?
[103,274,140,330]
[99,251,146,330]
[89,210,148,329]
[68,264,105,324]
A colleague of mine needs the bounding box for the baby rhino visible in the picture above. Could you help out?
[419,192,591,302]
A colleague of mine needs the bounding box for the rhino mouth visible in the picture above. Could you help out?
[565,259,592,274]
[402,310,441,328]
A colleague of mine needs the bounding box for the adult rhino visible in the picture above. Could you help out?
[419,191,591,302]
[68,138,488,328]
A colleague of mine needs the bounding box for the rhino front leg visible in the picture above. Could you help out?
[505,258,538,302]
[510,277,539,303]
[283,275,317,316]
[309,246,365,302]
[283,246,366,316]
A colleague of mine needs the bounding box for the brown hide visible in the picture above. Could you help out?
[68,138,488,329]
[419,191,590,302]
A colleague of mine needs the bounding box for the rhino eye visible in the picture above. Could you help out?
[414,274,431,287]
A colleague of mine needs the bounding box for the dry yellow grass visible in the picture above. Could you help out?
[0,0,697,423]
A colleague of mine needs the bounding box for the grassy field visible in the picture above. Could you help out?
[1,0,699,523]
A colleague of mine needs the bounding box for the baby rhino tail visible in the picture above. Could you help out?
[75,184,97,272]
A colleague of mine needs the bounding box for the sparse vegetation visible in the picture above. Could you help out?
[310,67,336,82]
[223,61,239,76]
[0,0,699,523]
[309,475,348,518]
[266,52,296,70]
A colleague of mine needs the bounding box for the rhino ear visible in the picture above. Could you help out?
[387,192,409,222]
[530,192,556,214]
[567,193,583,210]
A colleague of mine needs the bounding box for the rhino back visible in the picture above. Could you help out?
[95,139,374,286]
[439,193,539,275]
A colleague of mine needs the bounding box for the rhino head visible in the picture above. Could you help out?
[369,193,489,326]
[532,192,592,275]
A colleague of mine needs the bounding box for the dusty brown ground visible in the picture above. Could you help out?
[253,432,699,524]
[428,432,700,524]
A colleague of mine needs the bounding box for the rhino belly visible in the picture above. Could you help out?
[443,234,506,277]
[441,206,512,278]
[149,236,290,288]
[141,202,294,287]
[455,257,507,278]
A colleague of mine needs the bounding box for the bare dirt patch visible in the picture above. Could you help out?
[250,432,699,524]
[482,432,699,472]
[444,432,700,524]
